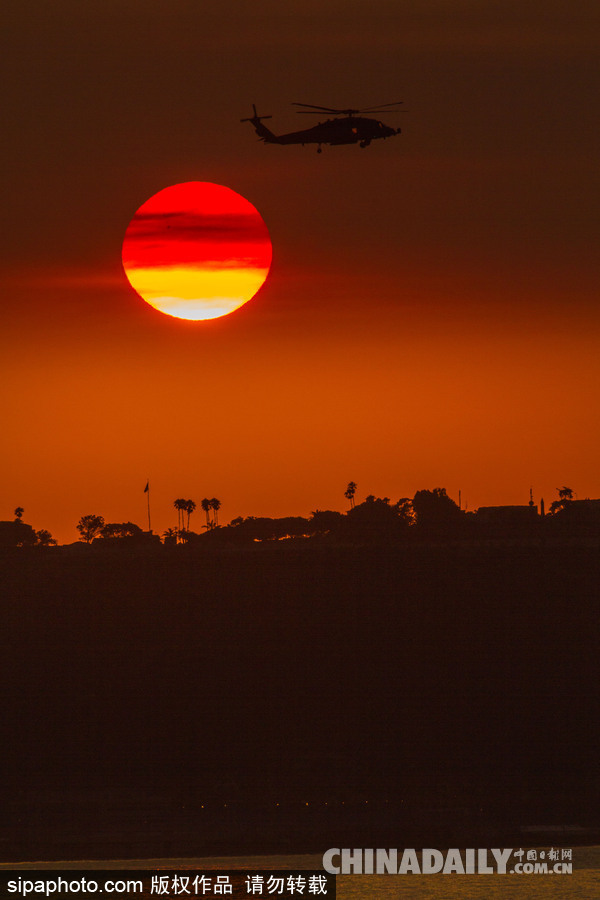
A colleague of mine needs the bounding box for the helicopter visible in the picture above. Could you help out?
[241,102,403,152]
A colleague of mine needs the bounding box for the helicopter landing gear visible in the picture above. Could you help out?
[317,145,322,153]
[359,140,371,149]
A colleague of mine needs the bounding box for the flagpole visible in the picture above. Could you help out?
[145,479,152,532]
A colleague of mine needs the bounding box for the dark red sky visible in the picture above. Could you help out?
[2,1,599,541]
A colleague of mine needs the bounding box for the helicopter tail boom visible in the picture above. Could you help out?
[240,105,281,143]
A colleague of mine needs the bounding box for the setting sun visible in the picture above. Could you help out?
[122,182,272,321]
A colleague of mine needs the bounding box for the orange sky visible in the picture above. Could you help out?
[2,1,599,542]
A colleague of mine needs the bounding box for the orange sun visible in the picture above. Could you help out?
[122,182,272,321]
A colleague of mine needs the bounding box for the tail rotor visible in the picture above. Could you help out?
[240,104,272,123]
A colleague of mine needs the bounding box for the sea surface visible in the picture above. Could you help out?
[3,849,599,898]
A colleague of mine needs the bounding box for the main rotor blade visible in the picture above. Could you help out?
[292,102,350,113]
[293,101,404,116]
[353,109,406,115]
[359,101,404,111]
[295,109,405,116]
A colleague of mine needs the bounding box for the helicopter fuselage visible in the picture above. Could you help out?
[273,116,397,145]
[246,112,400,149]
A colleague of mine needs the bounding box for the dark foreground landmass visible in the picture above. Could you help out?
[1,540,599,860]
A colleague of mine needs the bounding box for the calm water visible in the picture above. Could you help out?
[3,849,599,898]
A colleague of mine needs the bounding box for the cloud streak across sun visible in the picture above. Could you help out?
[122,182,272,321]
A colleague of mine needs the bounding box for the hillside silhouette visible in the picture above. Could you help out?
[1,486,599,860]
[2,485,599,550]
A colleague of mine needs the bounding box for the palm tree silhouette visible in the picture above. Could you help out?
[14,507,24,521]
[201,498,212,530]
[174,498,186,532]
[210,498,221,527]
[185,499,197,531]
[344,482,357,510]
[162,527,178,545]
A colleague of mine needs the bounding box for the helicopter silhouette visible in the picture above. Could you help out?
[241,102,403,152]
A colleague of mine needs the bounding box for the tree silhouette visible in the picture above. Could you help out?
[210,498,221,527]
[77,514,105,543]
[396,497,415,525]
[185,499,196,530]
[201,498,212,530]
[224,515,310,542]
[558,486,574,502]
[100,522,143,540]
[0,520,36,548]
[14,507,24,521]
[550,486,576,516]
[173,498,187,532]
[35,529,57,546]
[309,509,345,535]
[412,488,463,533]
[344,482,357,510]
[345,495,412,540]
